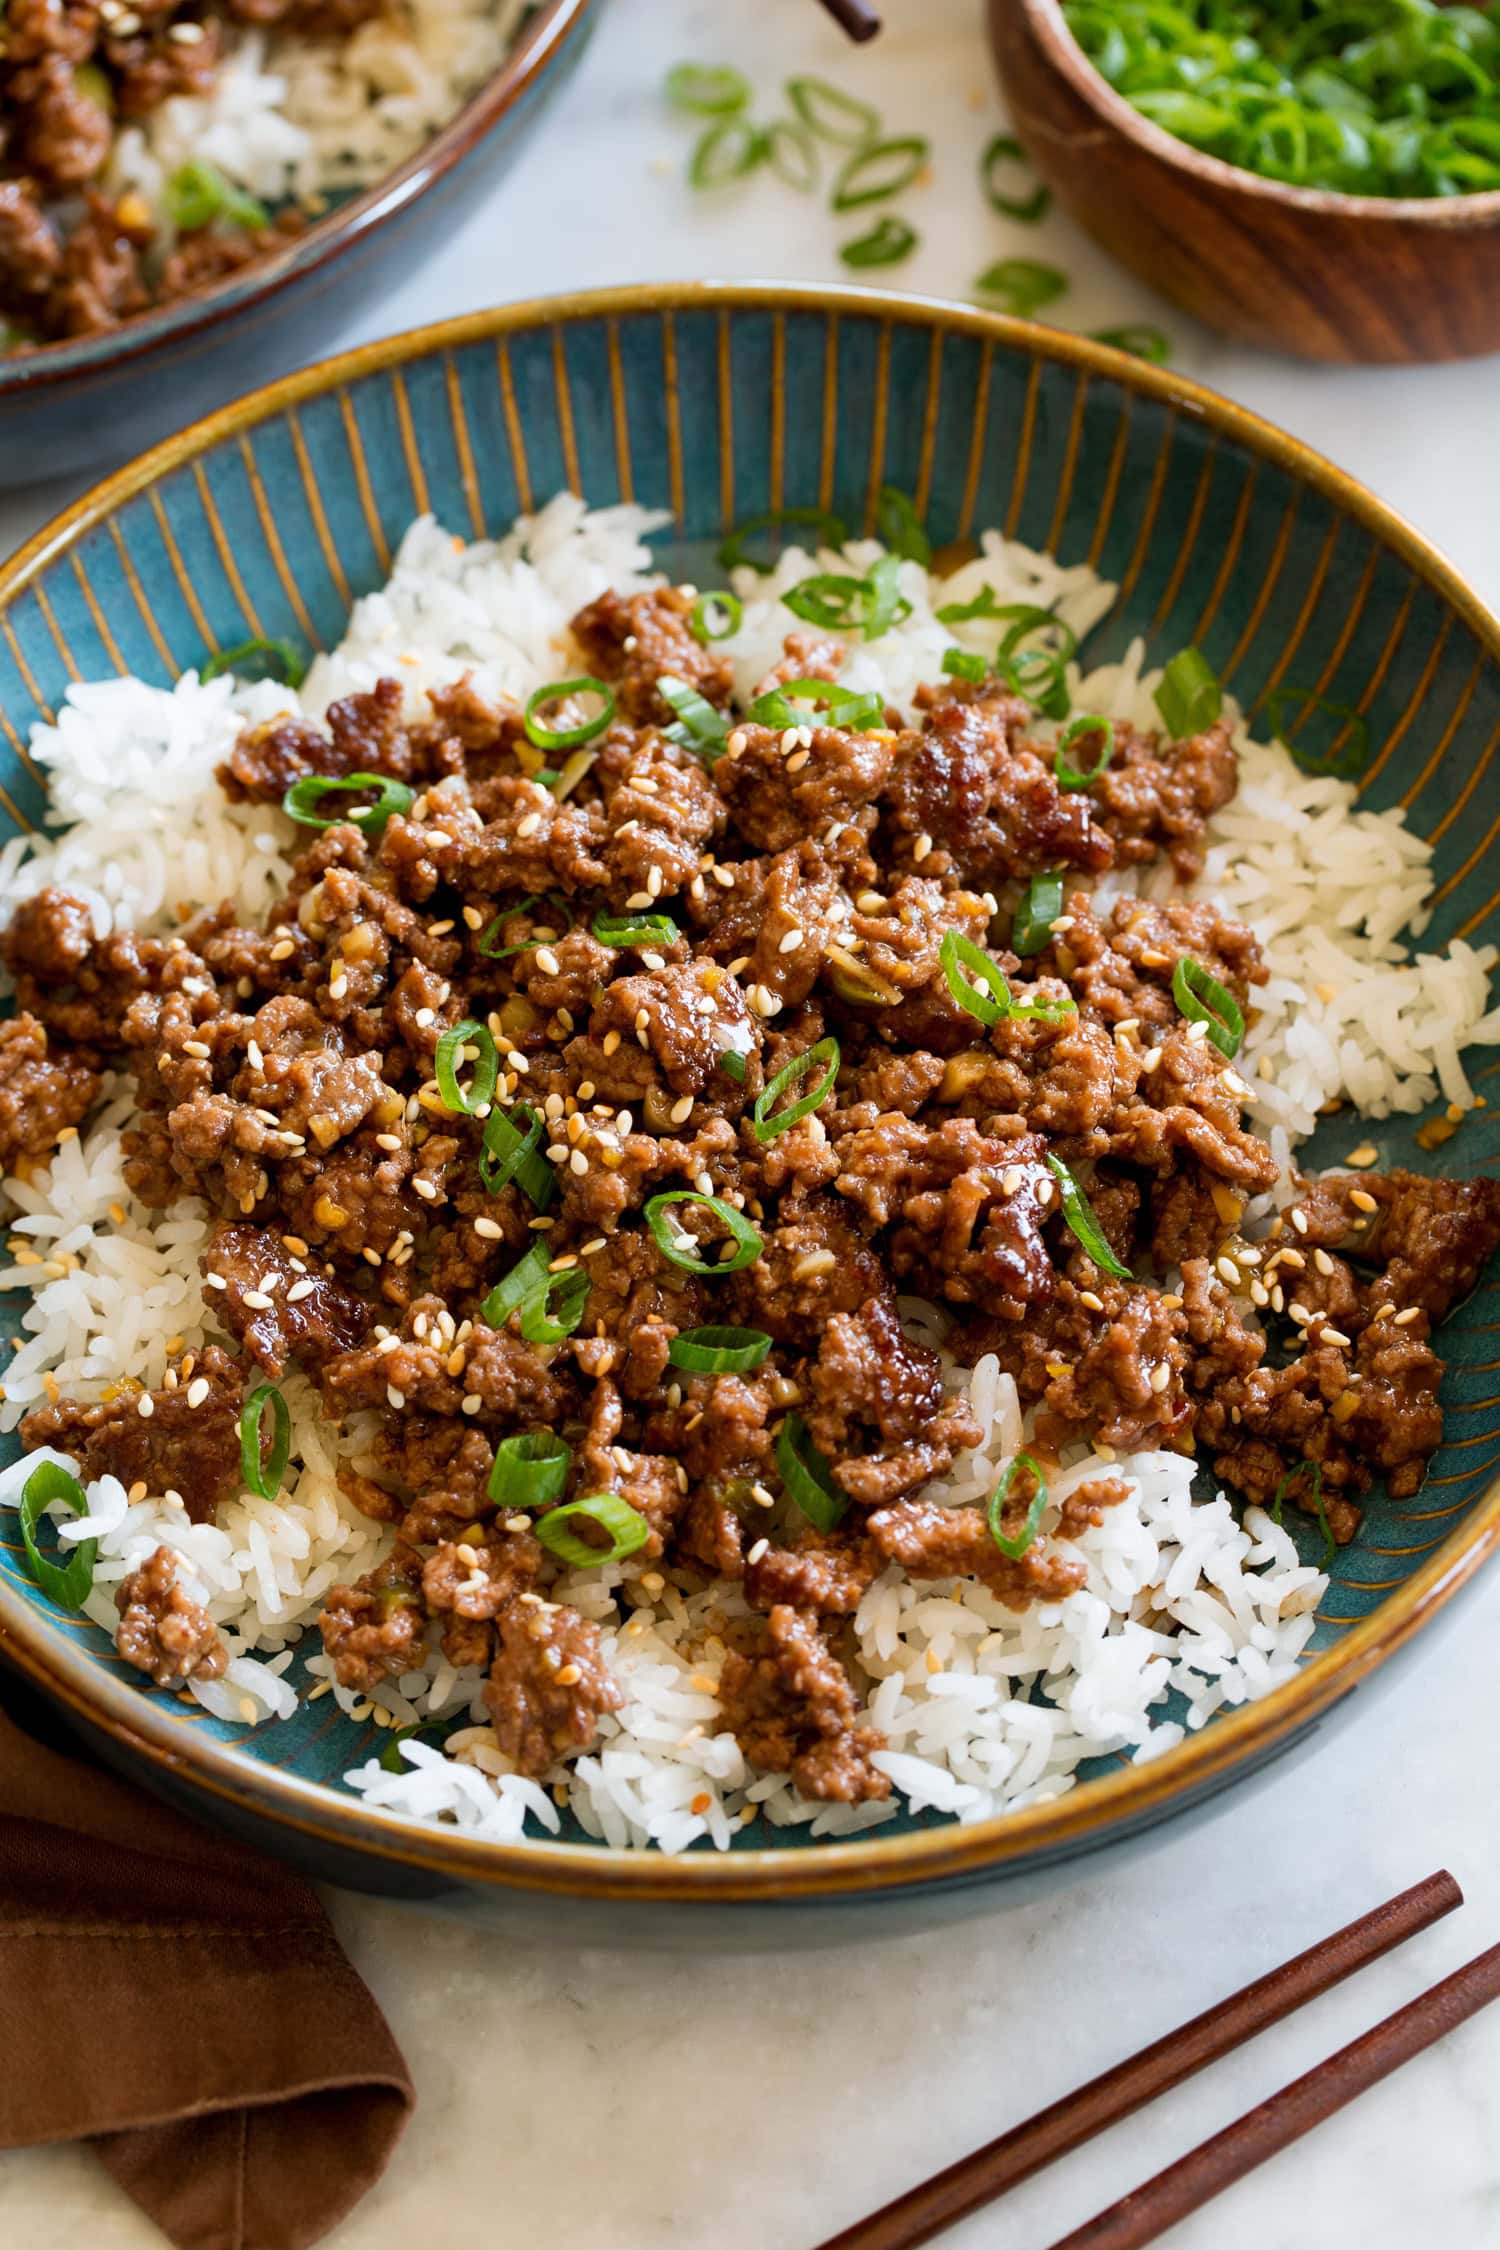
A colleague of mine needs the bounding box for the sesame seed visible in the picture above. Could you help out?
[387,1386,406,1411]
[1001,1166,1023,1196]
[778,927,804,954]
[269,937,296,962]
[913,832,933,863]
[1313,1247,1335,1276]
[1289,1300,1313,1326]
[181,1038,211,1059]
[569,1150,589,1175]
[1290,1207,1309,1234]
[1149,1360,1172,1393]
[516,811,543,839]
[1347,1143,1379,1169]
[727,730,747,756]
[462,1394,482,1414]
[626,890,653,911]
[785,748,811,773]
[1216,1255,1240,1287]
[186,1376,210,1409]
[535,947,561,976]
[712,864,736,889]
[413,1177,439,1201]
[375,1132,403,1153]
[1078,1289,1105,1313]
[137,1393,154,1419]
[1349,1188,1379,1214]
[1394,1306,1422,1326]
[669,1094,694,1125]
[286,1277,317,1302]
[241,1289,273,1311]
[646,866,664,899]
[204,1271,227,1290]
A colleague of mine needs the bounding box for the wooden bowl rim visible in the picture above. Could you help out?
[2,279,1499,1905]
[0,0,600,396]
[1019,0,1500,223]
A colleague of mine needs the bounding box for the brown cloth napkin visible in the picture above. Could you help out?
[0,1675,414,2250]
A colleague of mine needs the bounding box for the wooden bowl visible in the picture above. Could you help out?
[986,0,1500,364]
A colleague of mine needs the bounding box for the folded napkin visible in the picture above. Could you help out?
[0,1672,414,2250]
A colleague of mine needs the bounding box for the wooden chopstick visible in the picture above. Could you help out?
[1048,1935,1500,2249]
[815,0,882,41]
[813,1871,1461,2250]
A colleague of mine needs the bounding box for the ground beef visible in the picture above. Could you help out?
[114,1545,228,1690]
[202,1222,370,1376]
[716,1605,890,1804]
[319,1544,427,1693]
[484,1598,623,1777]
[20,1344,244,1521]
[0,1010,100,1169]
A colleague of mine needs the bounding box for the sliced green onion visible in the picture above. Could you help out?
[240,1383,291,1500]
[1092,324,1170,364]
[1155,647,1223,738]
[523,677,614,752]
[433,1019,499,1116]
[832,135,930,210]
[165,159,268,234]
[840,214,919,268]
[690,118,767,188]
[973,258,1068,316]
[535,1493,651,1569]
[645,1189,762,1274]
[786,74,880,146]
[936,586,1005,625]
[941,647,989,685]
[782,564,910,640]
[480,1101,554,1207]
[1046,1154,1132,1281]
[776,1413,846,1533]
[986,1453,1050,1561]
[282,771,414,834]
[1265,687,1371,779]
[863,552,907,640]
[941,929,1012,1027]
[1013,871,1064,957]
[664,61,751,116]
[876,485,932,566]
[752,1036,840,1141]
[18,1460,95,1611]
[380,1723,429,1773]
[690,589,743,643]
[746,678,885,730]
[1054,714,1114,790]
[657,671,732,757]
[766,119,820,191]
[481,1242,589,1343]
[718,1048,748,1084]
[592,910,678,948]
[1270,1459,1336,1573]
[73,62,114,113]
[981,133,1050,221]
[203,636,306,688]
[668,1326,773,1373]
[488,1431,571,1508]
[1172,956,1245,1061]
[719,506,848,573]
[477,893,575,962]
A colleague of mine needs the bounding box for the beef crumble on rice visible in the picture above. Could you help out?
[7,579,1499,1799]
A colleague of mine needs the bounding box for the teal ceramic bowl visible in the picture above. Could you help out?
[1,286,1497,1942]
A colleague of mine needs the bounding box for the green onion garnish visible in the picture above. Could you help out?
[1046,1154,1133,1281]
[940,929,1013,1027]
[523,677,614,751]
[689,117,767,188]
[1092,324,1170,364]
[766,119,820,190]
[481,1240,590,1343]
[776,1413,846,1533]
[986,1453,1050,1561]
[1271,1459,1336,1572]
[782,561,910,641]
[592,910,678,949]
[746,678,885,730]
[1054,714,1114,790]
[941,647,989,685]
[664,61,751,115]
[840,214,919,268]
[832,135,930,210]
[379,1723,429,1772]
[477,893,574,962]
[752,1036,839,1141]
[488,1431,572,1508]
[240,1383,291,1500]
[433,1019,499,1117]
[981,133,1050,221]
[19,1460,95,1610]
[668,1326,773,1374]
[1265,687,1371,778]
[1155,647,1223,738]
[1172,956,1245,1060]
[657,672,732,756]
[645,1189,763,1274]
[973,258,1068,316]
[479,1101,554,1207]
[535,1493,651,1569]
[282,771,414,835]
[786,74,880,146]
[166,159,268,234]
[718,1048,749,1084]
[876,485,932,566]
[936,586,1006,625]
[1013,871,1064,957]
[690,589,743,643]
[203,636,306,688]
[719,506,848,573]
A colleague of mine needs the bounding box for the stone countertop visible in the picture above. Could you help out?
[1,2,1498,2244]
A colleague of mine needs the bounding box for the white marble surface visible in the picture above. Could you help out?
[3,2,1500,2244]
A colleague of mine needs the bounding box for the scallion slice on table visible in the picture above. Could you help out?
[689,590,743,644]
[282,771,413,834]
[1046,1154,1133,1281]
[664,61,751,116]
[433,1019,499,1116]
[1054,714,1114,790]
[786,73,881,146]
[477,893,575,962]
[523,677,614,751]
[980,133,1051,221]
[645,1190,762,1274]
[1271,1459,1337,1572]
[1093,324,1171,364]
[840,214,919,268]
[719,506,848,573]
[19,1460,95,1610]
[832,135,930,210]
[973,258,1068,317]
[766,119,820,191]
[986,1453,1050,1561]
[752,1036,840,1141]
[203,636,306,688]
[1172,957,1245,1060]
[1012,871,1064,957]
[479,1102,554,1207]
[534,1494,651,1568]
[240,1383,291,1501]
[165,160,268,233]
[1155,647,1222,737]
[668,1326,774,1373]
[776,1413,847,1532]
[488,1431,572,1508]
[689,117,767,188]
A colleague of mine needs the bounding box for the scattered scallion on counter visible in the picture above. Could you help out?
[973,257,1069,317]
[832,134,930,211]
[981,133,1050,221]
[787,73,881,146]
[1092,324,1171,363]
[765,119,820,191]
[665,61,752,116]
[690,116,767,188]
[986,1453,1051,1561]
[840,213,919,267]
[19,1460,95,1610]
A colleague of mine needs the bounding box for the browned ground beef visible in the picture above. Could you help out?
[0,0,383,347]
[115,1543,228,1688]
[9,586,1500,1795]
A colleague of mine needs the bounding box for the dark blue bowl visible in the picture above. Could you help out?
[0,0,602,488]
[1,286,1497,1942]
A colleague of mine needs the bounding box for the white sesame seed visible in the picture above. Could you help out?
[462,1394,482,1414]
[646,866,664,898]
[625,890,653,912]
[534,947,561,976]
[669,1094,694,1125]
[387,1386,406,1411]
[913,832,933,864]
[413,1178,439,1201]
[1216,1255,1240,1287]
[137,1393,154,1419]
[747,1537,770,1566]
[516,811,543,839]
[569,1149,588,1175]
[241,1289,274,1311]
[185,1376,210,1409]
[1149,1361,1172,1393]
[1394,1306,1422,1326]
[785,749,811,773]
[1290,1207,1309,1234]
[778,927,804,954]
[286,1277,317,1302]
[203,1271,227,1291]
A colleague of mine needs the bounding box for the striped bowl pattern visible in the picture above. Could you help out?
[0,286,1497,1922]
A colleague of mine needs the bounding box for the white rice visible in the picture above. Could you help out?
[1,494,1494,1853]
[107,0,528,228]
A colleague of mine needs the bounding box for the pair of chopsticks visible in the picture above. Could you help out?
[816,1871,1500,2250]
[815,0,882,41]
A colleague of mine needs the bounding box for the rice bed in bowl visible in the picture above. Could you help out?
[0,493,1496,1856]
